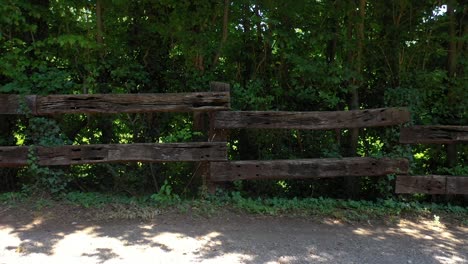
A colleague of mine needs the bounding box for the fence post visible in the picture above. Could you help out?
[193,107,209,193]
[207,82,230,193]
[193,82,230,194]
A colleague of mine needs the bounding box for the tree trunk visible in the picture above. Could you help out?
[213,0,229,66]
[446,0,458,168]
[327,2,339,145]
[95,0,114,144]
[349,0,366,156]
[96,0,104,46]
[242,3,252,87]
[0,116,18,191]
[447,0,457,78]
[345,0,366,199]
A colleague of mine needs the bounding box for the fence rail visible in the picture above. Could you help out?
[210,158,409,182]
[396,125,468,195]
[0,92,230,115]
[213,108,410,130]
[400,126,468,144]
[396,175,468,195]
[0,143,227,167]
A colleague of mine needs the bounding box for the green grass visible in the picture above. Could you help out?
[0,192,27,205]
[1,190,467,223]
[214,191,468,222]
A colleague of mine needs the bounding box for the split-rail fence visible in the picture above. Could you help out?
[0,82,466,195]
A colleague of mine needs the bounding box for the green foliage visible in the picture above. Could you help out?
[3,190,467,223]
[150,180,181,206]
[1,0,466,201]
[26,117,69,146]
[64,191,150,208]
[0,192,26,203]
[34,198,53,209]
[65,192,116,208]
[221,192,468,221]
[20,117,71,195]
[25,145,69,195]
[159,115,202,143]
[438,165,468,176]
[231,81,274,110]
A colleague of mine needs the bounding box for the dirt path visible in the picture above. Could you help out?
[0,206,467,264]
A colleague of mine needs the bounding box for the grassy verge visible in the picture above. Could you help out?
[1,190,467,224]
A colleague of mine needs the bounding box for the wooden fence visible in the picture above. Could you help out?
[0,86,230,167]
[0,92,230,115]
[208,108,411,184]
[396,126,468,195]
[0,143,227,167]
[0,82,466,195]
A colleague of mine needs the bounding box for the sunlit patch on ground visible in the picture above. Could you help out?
[1,211,467,264]
[0,222,254,263]
[351,219,467,264]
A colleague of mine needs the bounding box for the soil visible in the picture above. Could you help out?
[0,204,467,264]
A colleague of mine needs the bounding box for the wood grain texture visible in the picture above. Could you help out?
[400,126,468,144]
[210,157,409,182]
[447,176,468,194]
[395,175,447,194]
[208,81,231,142]
[192,82,231,193]
[0,95,37,115]
[396,175,468,194]
[206,82,231,192]
[0,92,230,115]
[0,95,21,114]
[0,143,227,167]
[213,108,410,130]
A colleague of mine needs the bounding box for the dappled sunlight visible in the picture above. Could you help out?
[1,208,467,263]
[16,216,45,232]
[265,255,299,264]
[53,227,121,257]
[321,218,344,226]
[51,227,234,262]
[307,246,336,263]
[149,231,223,253]
[1,215,83,257]
[435,254,466,264]
[350,219,467,264]
[0,217,255,263]
[375,235,386,241]
[309,253,331,262]
[0,227,21,250]
[392,219,463,244]
[353,227,373,236]
[147,230,253,263]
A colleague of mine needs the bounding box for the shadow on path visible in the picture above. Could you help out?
[0,205,467,263]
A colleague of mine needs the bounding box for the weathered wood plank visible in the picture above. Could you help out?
[210,157,409,182]
[209,82,231,143]
[0,146,29,167]
[395,175,447,194]
[0,143,227,167]
[395,175,468,194]
[447,176,468,194]
[193,82,231,193]
[206,82,230,192]
[0,95,37,115]
[400,126,468,144]
[0,92,230,115]
[213,108,410,130]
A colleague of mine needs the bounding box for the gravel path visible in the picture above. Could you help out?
[0,206,467,264]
